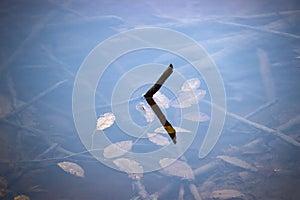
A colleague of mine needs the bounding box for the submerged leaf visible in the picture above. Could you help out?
[147,133,170,146]
[183,111,210,122]
[136,102,154,122]
[154,126,191,134]
[153,91,170,108]
[159,158,195,180]
[57,161,85,177]
[0,176,8,189]
[170,90,206,108]
[210,189,245,200]
[181,78,201,91]
[14,195,30,200]
[103,140,133,158]
[96,112,115,130]
[113,158,143,174]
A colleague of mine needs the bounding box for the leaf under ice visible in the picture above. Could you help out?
[170,90,206,108]
[183,111,210,122]
[136,102,154,122]
[147,133,170,146]
[153,91,170,108]
[57,161,85,178]
[181,78,201,91]
[96,112,115,130]
[113,158,144,174]
[210,189,245,200]
[14,195,30,200]
[170,77,206,108]
[103,140,133,159]
[159,158,195,180]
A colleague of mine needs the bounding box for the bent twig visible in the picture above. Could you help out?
[144,64,173,98]
[144,64,176,143]
[145,97,176,144]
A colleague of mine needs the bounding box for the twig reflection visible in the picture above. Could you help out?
[145,97,176,144]
[144,64,176,144]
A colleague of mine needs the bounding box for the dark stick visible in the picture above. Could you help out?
[143,64,176,143]
[144,64,173,98]
[145,97,176,144]
[144,64,176,143]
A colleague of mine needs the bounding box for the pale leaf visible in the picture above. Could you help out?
[103,140,133,158]
[136,102,154,122]
[153,91,170,108]
[181,78,201,91]
[57,161,85,177]
[147,133,170,146]
[170,90,206,108]
[96,112,115,130]
[159,158,194,180]
[183,111,210,122]
[113,158,143,174]
[211,189,245,199]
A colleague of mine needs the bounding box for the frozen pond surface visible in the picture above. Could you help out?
[0,0,300,199]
